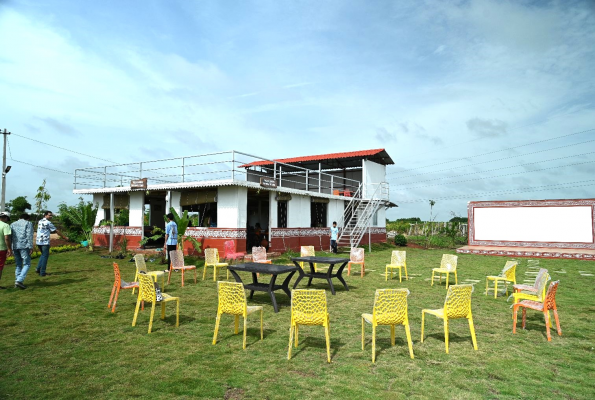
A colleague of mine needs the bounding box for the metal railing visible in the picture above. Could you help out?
[74,150,363,196]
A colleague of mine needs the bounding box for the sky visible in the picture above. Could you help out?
[1,0,594,221]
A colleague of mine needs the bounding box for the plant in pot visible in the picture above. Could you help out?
[58,199,98,251]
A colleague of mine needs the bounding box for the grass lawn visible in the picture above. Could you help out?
[1,245,594,399]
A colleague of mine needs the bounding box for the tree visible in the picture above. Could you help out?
[35,179,51,215]
[58,199,98,250]
[7,196,32,218]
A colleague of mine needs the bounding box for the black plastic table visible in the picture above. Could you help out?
[227,262,298,313]
[291,256,350,295]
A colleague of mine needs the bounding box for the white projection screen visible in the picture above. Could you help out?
[468,200,595,249]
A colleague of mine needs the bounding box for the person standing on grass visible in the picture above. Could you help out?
[36,210,61,277]
[0,213,13,289]
[164,213,178,271]
[11,213,34,289]
[330,221,339,254]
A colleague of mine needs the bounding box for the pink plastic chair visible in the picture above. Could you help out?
[224,240,245,263]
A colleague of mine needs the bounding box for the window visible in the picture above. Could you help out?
[311,202,327,228]
[277,201,288,228]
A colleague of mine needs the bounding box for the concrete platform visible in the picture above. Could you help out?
[457,245,595,260]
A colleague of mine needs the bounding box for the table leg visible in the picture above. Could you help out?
[228,269,243,284]
[250,272,258,299]
[336,262,350,291]
[292,260,305,289]
[269,274,279,313]
[326,263,336,295]
[281,271,296,298]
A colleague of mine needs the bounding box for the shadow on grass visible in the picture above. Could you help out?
[28,277,88,287]
[214,328,278,349]
[46,269,97,276]
[291,335,346,361]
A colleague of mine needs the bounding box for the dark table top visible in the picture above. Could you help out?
[291,256,350,264]
[229,262,298,274]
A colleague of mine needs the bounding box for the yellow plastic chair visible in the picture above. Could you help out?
[168,249,197,287]
[252,246,272,264]
[347,247,365,277]
[132,254,166,294]
[385,251,408,282]
[421,284,478,354]
[362,289,414,362]
[485,261,517,298]
[132,273,180,334]
[511,271,550,304]
[300,246,318,272]
[212,281,264,349]
[431,254,458,288]
[288,289,331,363]
[204,248,229,281]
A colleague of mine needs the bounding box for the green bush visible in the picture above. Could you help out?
[394,234,407,246]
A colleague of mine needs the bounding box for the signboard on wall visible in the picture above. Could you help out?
[130,178,148,189]
[468,199,595,249]
[260,177,277,188]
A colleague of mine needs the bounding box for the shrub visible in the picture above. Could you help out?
[394,234,407,246]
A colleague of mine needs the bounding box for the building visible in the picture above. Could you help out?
[73,148,395,254]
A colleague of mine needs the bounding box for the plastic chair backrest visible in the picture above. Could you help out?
[391,251,406,266]
[113,262,122,285]
[169,249,185,269]
[205,248,220,264]
[217,281,247,315]
[533,268,548,290]
[291,289,327,325]
[137,273,157,303]
[300,246,315,257]
[502,261,517,280]
[536,272,551,301]
[544,281,559,310]
[373,288,410,325]
[134,254,147,273]
[252,246,267,262]
[224,240,235,257]
[444,284,473,319]
[441,254,458,271]
[350,248,364,263]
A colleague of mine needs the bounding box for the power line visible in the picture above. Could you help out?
[387,137,595,181]
[386,127,595,176]
[7,138,73,175]
[394,179,595,203]
[387,150,595,186]
[11,133,115,163]
[392,158,595,191]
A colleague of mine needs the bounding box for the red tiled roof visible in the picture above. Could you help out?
[241,149,387,168]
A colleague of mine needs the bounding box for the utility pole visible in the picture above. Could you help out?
[1,129,11,212]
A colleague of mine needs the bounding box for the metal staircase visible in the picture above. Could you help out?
[337,182,389,249]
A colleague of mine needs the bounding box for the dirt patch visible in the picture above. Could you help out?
[405,242,425,249]
[224,388,245,400]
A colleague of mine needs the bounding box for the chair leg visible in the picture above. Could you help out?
[544,311,552,341]
[148,303,156,334]
[391,324,395,346]
[348,262,351,276]
[385,266,388,281]
[168,268,172,285]
[295,324,299,347]
[361,317,365,350]
[325,324,331,363]
[405,323,414,359]
[108,284,116,308]
[132,298,142,327]
[202,265,208,280]
[522,308,527,329]
[234,315,239,334]
[227,268,229,280]
[399,267,402,282]
[553,309,562,336]
[111,287,121,313]
[445,272,449,289]
[213,266,218,282]
[213,313,221,344]
[454,271,458,284]
[468,317,478,350]
[132,272,138,294]
[287,325,294,360]
[181,269,185,287]
[243,316,248,349]
[372,325,376,362]
[444,320,449,354]
[404,264,408,280]
[421,312,425,342]
[494,280,498,298]
[513,305,518,334]
[361,262,364,278]
[175,299,179,328]
[431,271,435,286]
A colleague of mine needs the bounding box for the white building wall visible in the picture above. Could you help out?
[269,191,278,228]
[217,186,247,228]
[375,207,386,227]
[93,193,104,225]
[362,160,386,198]
[129,191,145,227]
[327,199,344,227]
[170,191,182,216]
[288,194,311,228]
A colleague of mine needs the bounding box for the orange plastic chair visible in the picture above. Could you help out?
[132,273,180,334]
[107,262,139,313]
[333,190,340,196]
[213,281,264,349]
[421,284,478,354]
[288,289,331,363]
[431,254,458,288]
[168,249,197,287]
[362,289,414,362]
[348,247,365,277]
[513,281,561,341]
[485,261,517,298]
[252,246,272,264]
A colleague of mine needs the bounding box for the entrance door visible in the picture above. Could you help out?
[247,189,270,251]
